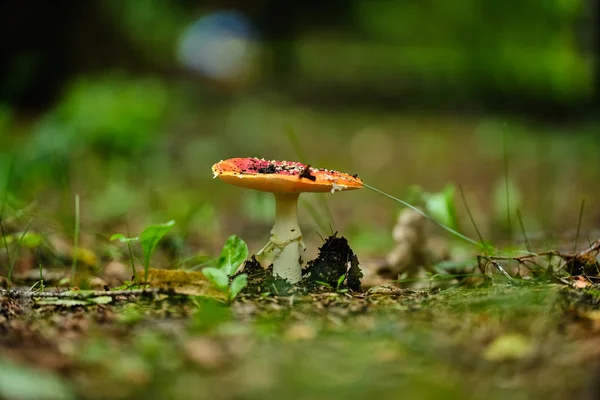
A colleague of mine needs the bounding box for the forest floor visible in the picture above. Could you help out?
[3,247,600,400]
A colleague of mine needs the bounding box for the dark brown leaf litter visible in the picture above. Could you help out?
[563,240,600,277]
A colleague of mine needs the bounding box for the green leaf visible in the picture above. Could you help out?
[229,274,248,300]
[336,274,346,289]
[110,233,139,243]
[202,267,229,292]
[4,232,44,248]
[217,235,248,276]
[139,220,175,270]
[424,184,459,230]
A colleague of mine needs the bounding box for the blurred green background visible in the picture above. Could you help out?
[0,0,599,264]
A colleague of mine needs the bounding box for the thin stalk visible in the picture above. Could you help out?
[300,198,330,234]
[363,183,484,249]
[1,157,14,216]
[574,198,585,252]
[503,131,512,246]
[7,219,33,285]
[71,194,80,286]
[516,209,532,253]
[127,241,137,284]
[458,184,486,246]
[285,125,336,229]
[39,262,45,292]
[1,158,13,283]
[285,125,309,165]
[0,218,9,282]
[32,245,45,292]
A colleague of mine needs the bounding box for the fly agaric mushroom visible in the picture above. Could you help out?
[212,157,363,283]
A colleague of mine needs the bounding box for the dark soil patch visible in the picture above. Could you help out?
[237,234,363,295]
[304,233,363,292]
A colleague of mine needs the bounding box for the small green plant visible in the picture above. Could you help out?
[315,274,348,293]
[316,274,349,293]
[111,220,176,284]
[202,235,249,302]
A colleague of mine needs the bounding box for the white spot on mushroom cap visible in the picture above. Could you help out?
[330,183,347,194]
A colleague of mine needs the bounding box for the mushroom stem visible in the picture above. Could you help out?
[257,192,305,283]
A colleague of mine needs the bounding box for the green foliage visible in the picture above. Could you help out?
[190,298,232,333]
[111,220,176,283]
[422,184,459,231]
[1,231,42,248]
[201,267,229,292]
[405,184,460,231]
[53,76,168,155]
[217,235,249,276]
[202,235,249,302]
[229,274,248,299]
[140,220,176,276]
[0,357,74,400]
[316,273,349,293]
[299,0,591,102]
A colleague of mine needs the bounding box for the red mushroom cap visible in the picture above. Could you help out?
[212,158,363,193]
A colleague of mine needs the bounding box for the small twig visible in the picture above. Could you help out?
[0,288,160,299]
[478,255,514,281]
[516,209,531,253]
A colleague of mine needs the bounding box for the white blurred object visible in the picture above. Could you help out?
[177,11,259,85]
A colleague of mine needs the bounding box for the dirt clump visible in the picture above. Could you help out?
[304,233,363,292]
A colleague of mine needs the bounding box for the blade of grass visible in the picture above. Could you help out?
[516,209,532,253]
[363,183,484,249]
[31,247,45,292]
[458,185,486,246]
[285,125,335,230]
[7,219,33,285]
[285,125,309,165]
[503,130,512,246]
[71,194,80,286]
[573,198,585,252]
[0,219,9,281]
[300,198,330,234]
[1,157,14,282]
[127,241,137,284]
[0,156,14,216]
[38,262,45,292]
